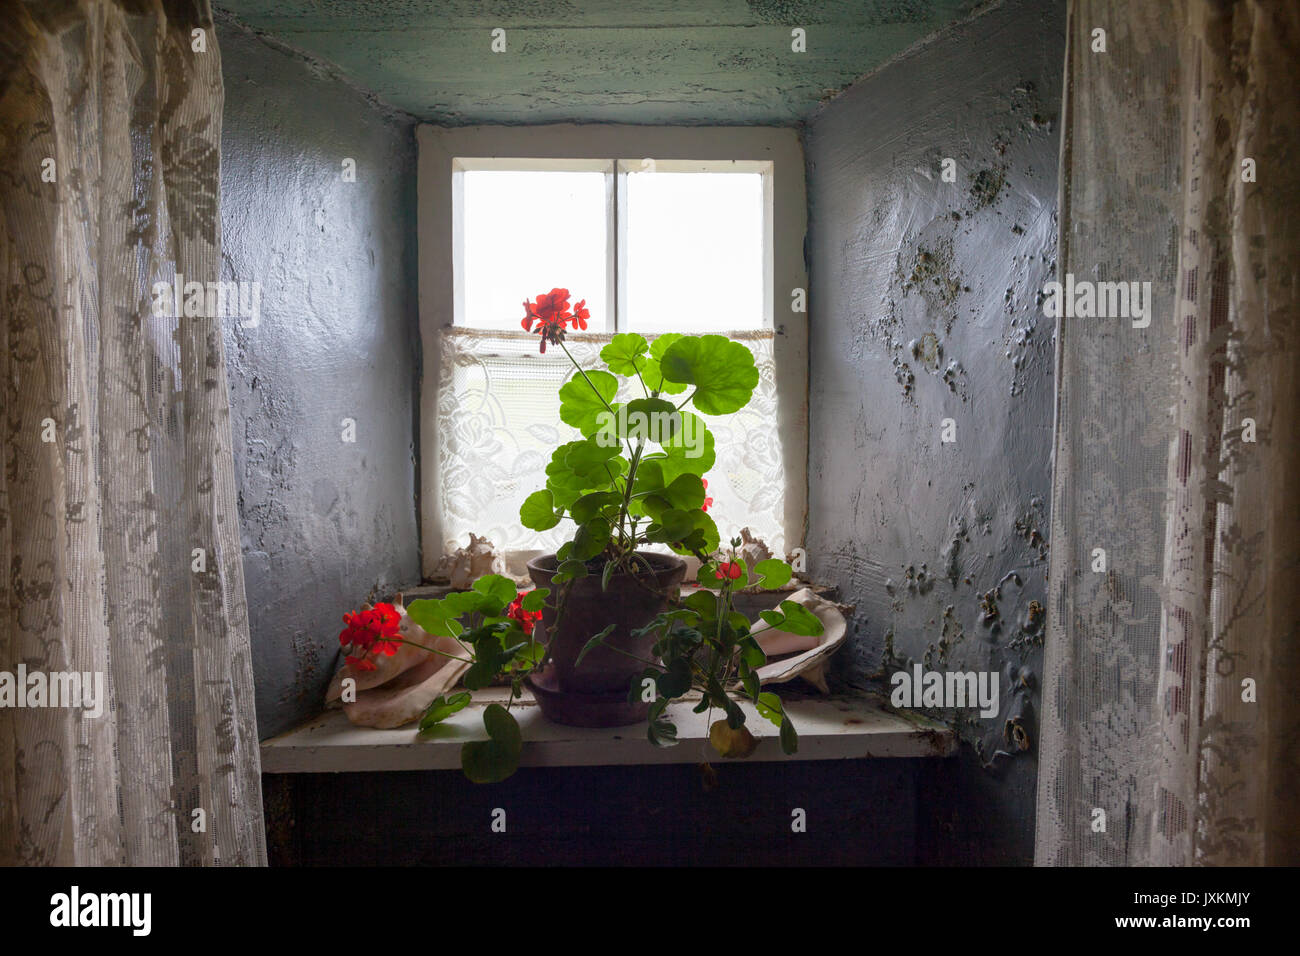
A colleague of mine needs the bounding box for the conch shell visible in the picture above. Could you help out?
[325,595,471,729]
[430,533,499,589]
[750,587,849,694]
[733,527,772,567]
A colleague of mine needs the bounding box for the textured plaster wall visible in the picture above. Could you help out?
[219,22,421,740]
[805,0,1065,863]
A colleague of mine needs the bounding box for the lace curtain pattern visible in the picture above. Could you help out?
[0,0,266,864]
[434,327,787,559]
[1036,0,1300,865]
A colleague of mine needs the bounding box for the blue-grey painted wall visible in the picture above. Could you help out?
[805,0,1066,863]
[219,21,421,740]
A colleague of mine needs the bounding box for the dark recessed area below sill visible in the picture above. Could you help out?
[259,691,956,865]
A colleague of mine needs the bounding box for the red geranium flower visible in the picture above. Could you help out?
[701,477,713,513]
[571,299,590,330]
[339,601,403,670]
[715,561,742,581]
[506,591,543,636]
[521,287,575,353]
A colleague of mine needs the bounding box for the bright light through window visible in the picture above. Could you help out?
[625,171,764,332]
[461,169,608,329]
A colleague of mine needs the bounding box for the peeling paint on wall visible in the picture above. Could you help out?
[806,0,1065,864]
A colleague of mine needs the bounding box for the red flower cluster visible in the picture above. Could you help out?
[521,287,590,353]
[715,561,742,581]
[701,478,713,513]
[506,591,543,636]
[339,602,402,672]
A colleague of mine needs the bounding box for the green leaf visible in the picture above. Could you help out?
[520,588,549,612]
[779,712,799,755]
[753,559,792,590]
[553,559,589,584]
[649,332,684,361]
[564,438,621,477]
[622,397,680,445]
[659,473,706,512]
[671,510,720,556]
[472,574,518,613]
[774,600,823,637]
[659,411,715,479]
[684,589,719,622]
[738,637,767,670]
[571,491,622,524]
[461,704,522,783]
[601,559,616,592]
[573,624,616,668]
[741,672,760,699]
[571,517,611,561]
[419,691,472,730]
[506,640,546,671]
[404,598,463,639]
[559,369,618,436]
[645,509,697,545]
[645,334,688,395]
[546,440,615,508]
[659,335,759,416]
[600,333,649,376]
[756,692,784,726]
[655,657,693,699]
[462,658,498,691]
[520,489,561,531]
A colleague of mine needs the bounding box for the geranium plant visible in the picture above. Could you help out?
[343,288,822,784]
[580,540,825,757]
[515,286,760,579]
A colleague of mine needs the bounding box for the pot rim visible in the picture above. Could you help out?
[526,550,686,576]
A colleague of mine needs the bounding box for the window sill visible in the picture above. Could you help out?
[259,689,955,774]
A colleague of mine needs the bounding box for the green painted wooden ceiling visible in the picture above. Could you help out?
[216,0,980,125]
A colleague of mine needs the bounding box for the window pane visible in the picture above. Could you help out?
[625,171,764,333]
[460,169,608,329]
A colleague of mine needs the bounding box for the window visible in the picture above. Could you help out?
[452,158,770,333]
[418,126,807,575]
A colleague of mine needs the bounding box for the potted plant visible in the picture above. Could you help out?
[340,288,823,782]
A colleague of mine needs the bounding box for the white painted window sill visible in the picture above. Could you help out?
[259,689,955,774]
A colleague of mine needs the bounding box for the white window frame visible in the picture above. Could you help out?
[418,124,808,577]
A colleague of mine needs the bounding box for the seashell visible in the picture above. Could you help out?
[733,527,772,567]
[431,533,499,589]
[751,587,850,694]
[325,595,472,729]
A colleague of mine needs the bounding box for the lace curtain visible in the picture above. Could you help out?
[0,0,266,864]
[434,327,787,560]
[1036,0,1300,865]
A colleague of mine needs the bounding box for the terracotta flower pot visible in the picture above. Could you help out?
[525,551,686,727]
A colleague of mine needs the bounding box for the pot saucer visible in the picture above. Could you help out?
[525,669,651,728]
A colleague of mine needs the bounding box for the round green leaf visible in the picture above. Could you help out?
[461,704,522,783]
[659,411,715,478]
[559,369,618,436]
[753,559,792,590]
[774,600,823,636]
[571,517,611,561]
[659,335,759,415]
[520,489,561,531]
[471,574,519,612]
[600,333,649,376]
